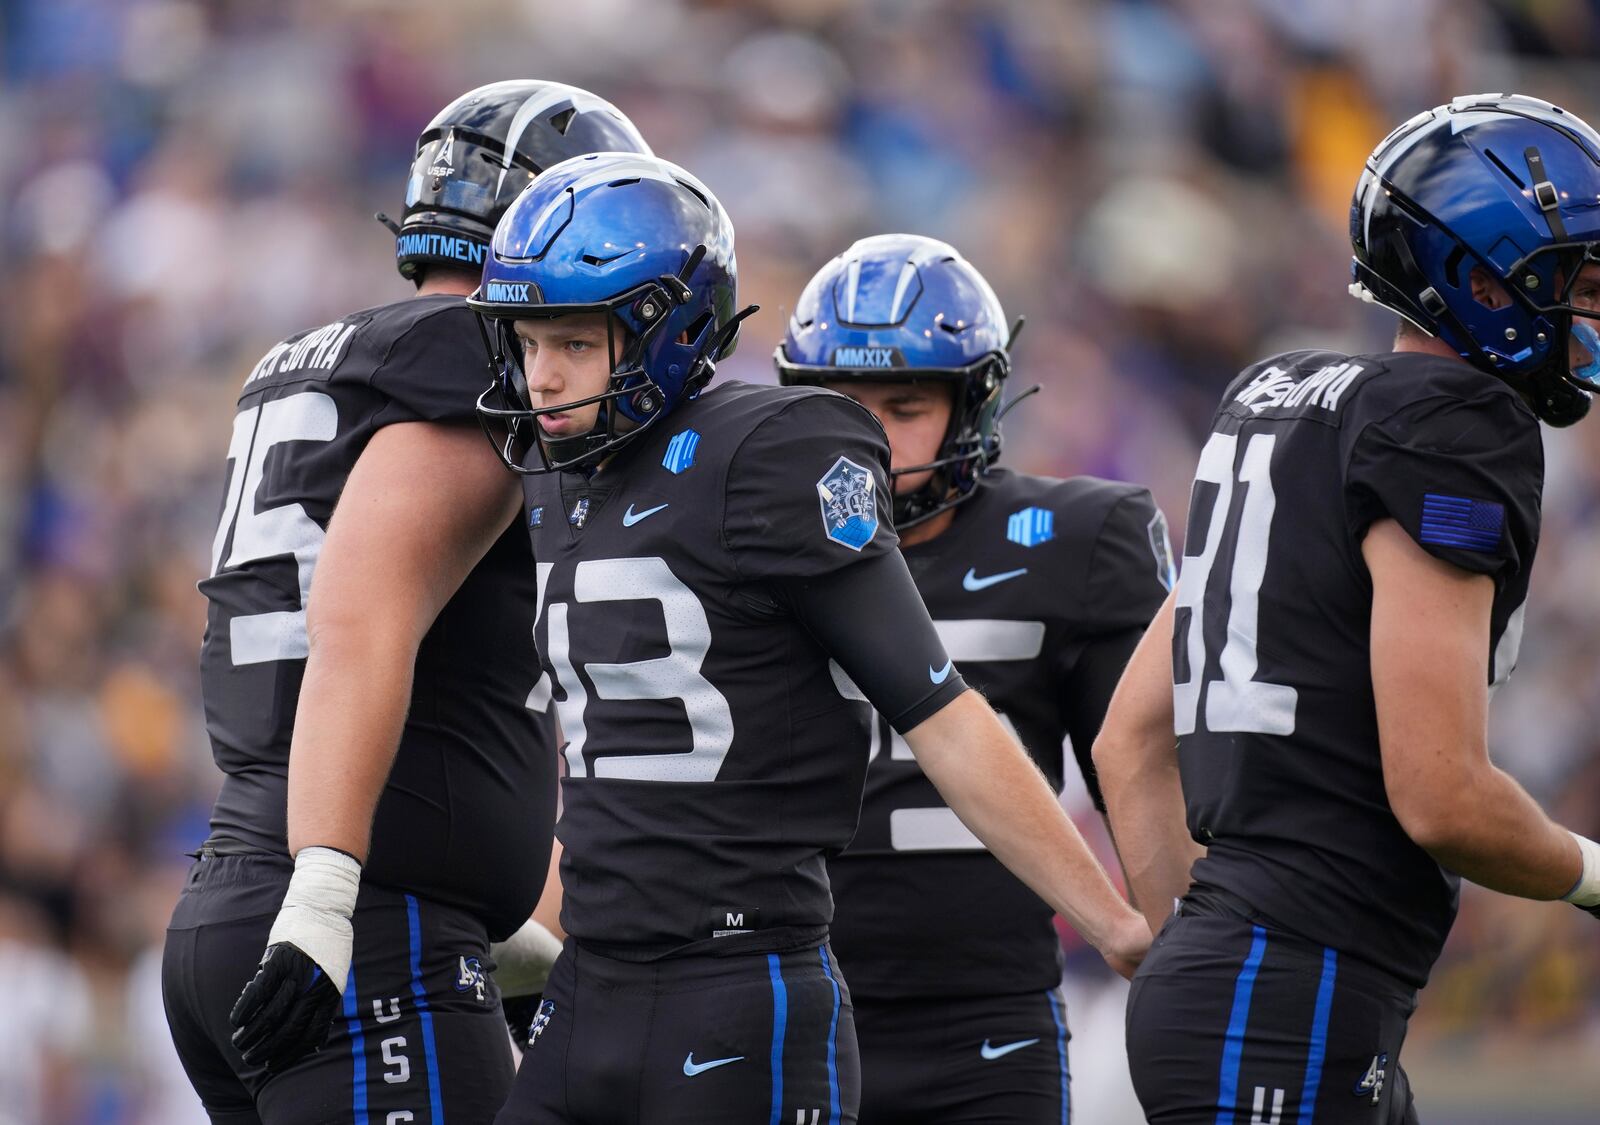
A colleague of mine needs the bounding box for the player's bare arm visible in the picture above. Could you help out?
[229,420,523,1069]
[906,689,1153,977]
[1366,518,1585,899]
[286,421,523,861]
[1093,591,1206,933]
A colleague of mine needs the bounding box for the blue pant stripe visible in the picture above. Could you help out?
[1216,925,1269,1125]
[819,946,842,1125]
[405,895,445,1124]
[1296,948,1339,1124]
[767,953,788,1125]
[343,964,369,1125]
[1047,987,1070,1124]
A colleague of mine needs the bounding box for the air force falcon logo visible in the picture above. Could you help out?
[816,456,879,551]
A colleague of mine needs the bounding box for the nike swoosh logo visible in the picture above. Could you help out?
[929,660,953,684]
[962,567,1028,591]
[980,1038,1040,1060]
[622,502,669,527]
[683,1052,744,1076]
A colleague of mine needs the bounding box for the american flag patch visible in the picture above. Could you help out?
[1419,493,1504,552]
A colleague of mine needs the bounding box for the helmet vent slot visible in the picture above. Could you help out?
[1483,148,1526,189]
[549,107,576,135]
[677,181,711,209]
[1444,245,1467,287]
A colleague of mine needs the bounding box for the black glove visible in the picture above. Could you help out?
[502,993,543,1051]
[230,941,343,1071]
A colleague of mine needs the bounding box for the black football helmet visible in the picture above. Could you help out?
[389,80,652,283]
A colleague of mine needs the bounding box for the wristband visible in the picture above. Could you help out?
[1561,832,1600,907]
[266,846,362,993]
[491,918,564,998]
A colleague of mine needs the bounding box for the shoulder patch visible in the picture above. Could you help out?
[1006,506,1055,547]
[1148,509,1177,590]
[1420,493,1503,551]
[662,429,701,474]
[816,455,879,551]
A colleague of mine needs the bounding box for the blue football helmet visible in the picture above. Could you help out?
[1351,93,1600,425]
[469,152,752,472]
[775,234,1021,526]
[388,81,651,283]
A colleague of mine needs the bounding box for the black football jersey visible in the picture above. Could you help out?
[827,470,1171,999]
[198,295,556,939]
[1176,349,1542,988]
[522,381,966,959]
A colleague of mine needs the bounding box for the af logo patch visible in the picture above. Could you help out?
[1148,509,1177,591]
[454,955,488,1004]
[816,456,879,551]
[1353,1052,1387,1105]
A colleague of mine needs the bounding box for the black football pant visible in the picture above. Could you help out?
[1126,894,1419,1124]
[496,939,858,1125]
[854,987,1071,1124]
[162,852,515,1125]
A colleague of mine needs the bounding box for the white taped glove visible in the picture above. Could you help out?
[230,847,361,1070]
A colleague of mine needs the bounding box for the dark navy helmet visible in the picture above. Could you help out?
[469,152,752,473]
[775,234,1018,526]
[1351,93,1600,425]
[390,80,651,283]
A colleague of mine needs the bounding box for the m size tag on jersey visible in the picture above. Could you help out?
[710,907,758,937]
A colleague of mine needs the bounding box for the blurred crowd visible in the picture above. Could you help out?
[3,0,1600,1120]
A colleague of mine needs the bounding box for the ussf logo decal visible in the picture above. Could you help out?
[816,456,879,551]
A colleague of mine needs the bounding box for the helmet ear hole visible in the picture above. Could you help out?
[679,311,714,348]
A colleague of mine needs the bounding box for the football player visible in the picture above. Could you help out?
[1094,93,1600,1124]
[774,233,1170,1124]
[162,81,650,1125]
[468,152,1152,1125]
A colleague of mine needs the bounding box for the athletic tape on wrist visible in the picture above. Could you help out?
[266,846,362,994]
[491,918,564,997]
[1561,832,1600,907]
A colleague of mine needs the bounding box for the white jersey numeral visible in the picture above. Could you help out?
[210,392,338,665]
[1173,431,1298,736]
[835,618,1044,852]
[540,557,735,782]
